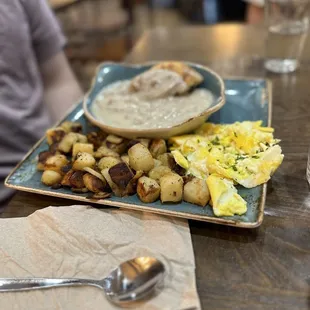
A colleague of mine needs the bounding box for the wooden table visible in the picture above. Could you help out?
[4,24,310,309]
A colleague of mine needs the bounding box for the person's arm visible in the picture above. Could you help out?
[21,0,83,122]
[244,0,264,24]
[40,51,83,123]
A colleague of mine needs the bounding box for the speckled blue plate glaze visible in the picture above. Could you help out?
[5,64,271,228]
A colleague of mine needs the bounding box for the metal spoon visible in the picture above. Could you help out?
[0,257,165,304]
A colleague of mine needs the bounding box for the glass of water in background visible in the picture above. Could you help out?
[265,0,310,73]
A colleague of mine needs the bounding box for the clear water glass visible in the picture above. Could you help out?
[265,0,310,73]
[307,147,310,185]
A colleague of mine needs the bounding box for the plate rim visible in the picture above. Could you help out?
[5,72,272,229]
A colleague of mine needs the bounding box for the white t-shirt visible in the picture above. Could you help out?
[0,0,66,210]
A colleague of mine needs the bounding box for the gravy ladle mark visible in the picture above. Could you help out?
[0,257,165,304]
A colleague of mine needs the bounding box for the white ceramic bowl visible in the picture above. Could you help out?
[83,62,225,139]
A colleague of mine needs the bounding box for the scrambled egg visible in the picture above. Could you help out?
[207,174,247,217]
[169,121,284,217]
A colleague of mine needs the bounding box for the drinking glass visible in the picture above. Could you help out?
[307,147,310,185]
[265,0,310,73]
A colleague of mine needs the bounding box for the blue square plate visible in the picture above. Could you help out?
[5,66,271,228]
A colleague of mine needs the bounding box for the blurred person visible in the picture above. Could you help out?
[0,0,83,211]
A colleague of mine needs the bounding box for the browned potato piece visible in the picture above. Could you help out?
[109,163,134,190]
[94,145,119,159]
[37,151,54,171]
[102,168,122,197]
[148,166,172,184]
[58,132,78,153]
[137,176,160,203]
[160,173,183,203]
[72,152,96,171]
[98,156,121,170]
[61,170,75,186]
[72,143,94,159]
[127,139,150,149]
[44,154,69,174]
[49,142,60,154]
[87,131,107,149]
[41,170,62,186]
[83,173,106,193]
[128,143,154,173]
[60,121,82,133]
[102,166,141,197]
[149,139,167,158]
[69,171,85,188]
[46,127,66,145]
[184,178,210,207]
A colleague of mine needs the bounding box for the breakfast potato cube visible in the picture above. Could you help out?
[61,170,75,187]
[137,138,151,149]
[109,163,134,190]
[44,154,69,174]
[98,156,121,170]
[137,176,160,203]
[101,168,121,197]
[72,143,94,159]
[127,140,140,151]
[104,140,128,155]
[157,152,185,175]
[106,135,124,144]
[72,152,96,171]
[121,155,130,165]
[128,143,154,173]
[148,166,172,184]
[60,121,82,133]
[37,151,54,171]
[94,145,119,159]
[58,132,78,153]
[83,167,105,182]
[160,173,183,203]
[69,170,85,188]
[76,133,88,144]
[46,127,66,145]
[41,170,62,186]
[83,173,106,193]
[184,177,210,207]
[157,153,174,167]
[153,159,162,167]
[87,131,107,149]
[149,139,167,158]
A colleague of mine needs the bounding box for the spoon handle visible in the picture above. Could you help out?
[0,278,102,292]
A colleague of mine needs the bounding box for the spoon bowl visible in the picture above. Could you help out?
[104,257,165,304]
[0,257,165,305]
